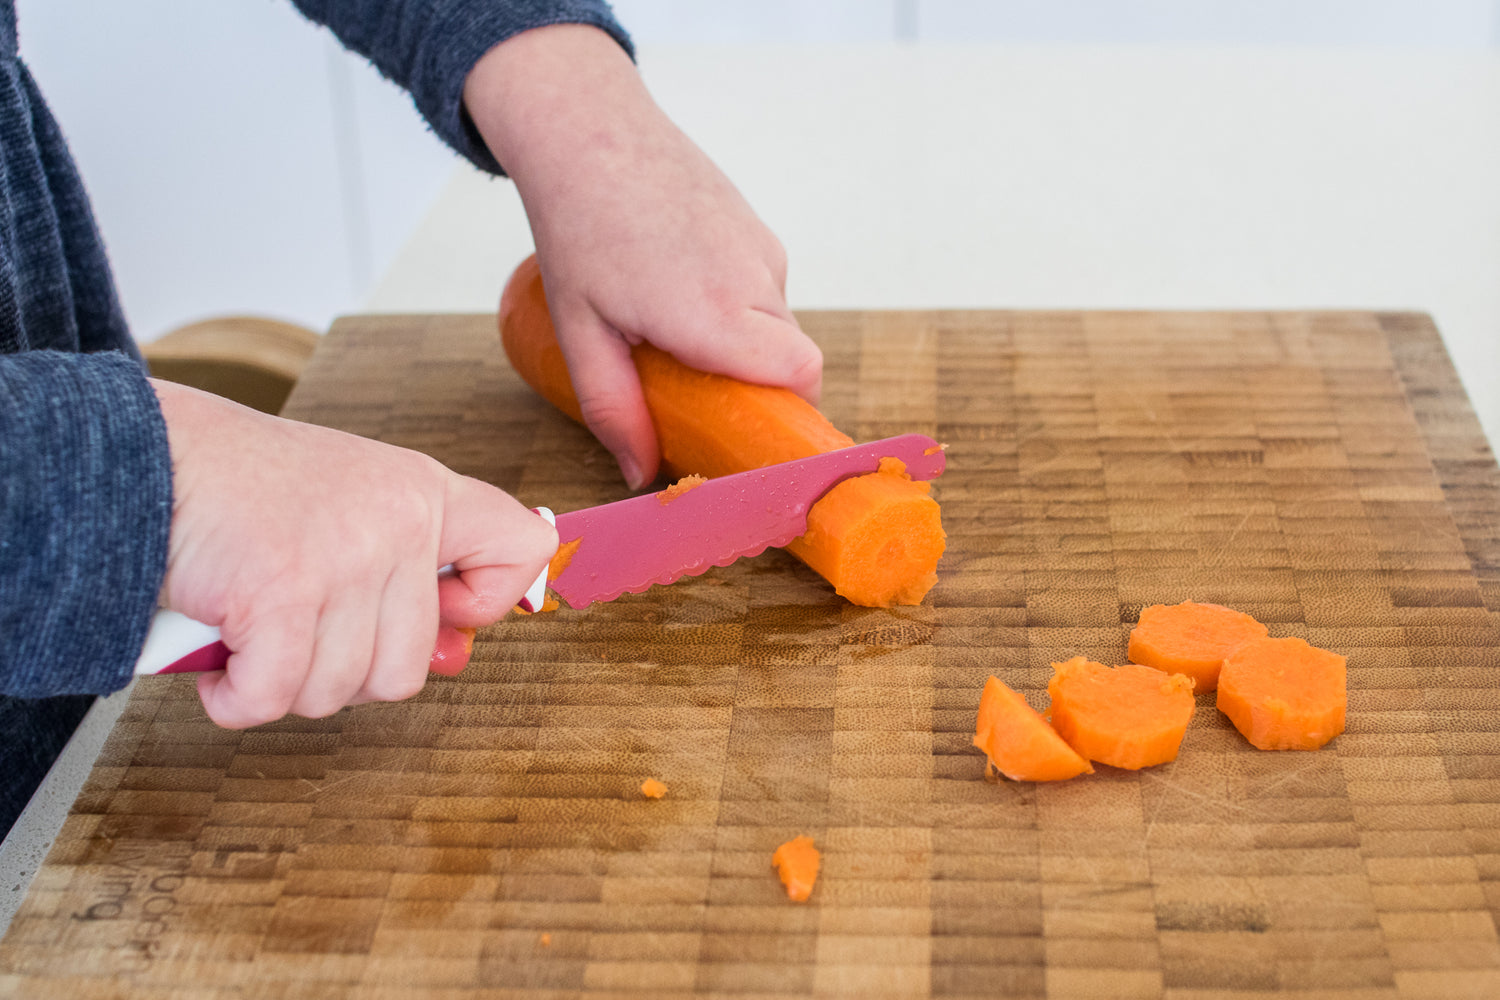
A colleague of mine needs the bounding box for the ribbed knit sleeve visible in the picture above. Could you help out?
[289,0,634,175]
[0,352,172,697]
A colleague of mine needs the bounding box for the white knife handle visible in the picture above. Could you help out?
[134,609,227,675]
[136,507,561,675]
[516,507,555,613]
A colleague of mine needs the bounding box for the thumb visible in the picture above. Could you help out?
[434,473,558,627]
[553,307,660,490]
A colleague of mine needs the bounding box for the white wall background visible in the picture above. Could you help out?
[612,0,1500,45]
[14,0,1500,343]
[15,0,453,342]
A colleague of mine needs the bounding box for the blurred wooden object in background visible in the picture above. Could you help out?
[143,316,319,415]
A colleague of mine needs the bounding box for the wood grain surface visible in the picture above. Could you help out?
[3,310,1497,998]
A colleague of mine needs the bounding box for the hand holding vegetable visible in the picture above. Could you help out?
[151,381,557,728]
[463,24,823,489]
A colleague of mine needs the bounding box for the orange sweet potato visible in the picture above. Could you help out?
[771,835,820,902]
[498,254,945,607]
[640,778,668,799]
[510,538,581,616]
[1216,636,1346,750]
[1047,657,1196,770]
[657,475,707,504]
[1129,601,1269,692]
[972,675,1093,781]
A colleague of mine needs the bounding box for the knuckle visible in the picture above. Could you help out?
[293,695,347,720]
[367,670,426,704]
[786,342,824,391]
[367,487,441,557]
[574,393,634,436]
[765,238,788,284]
[287,671,356,721]
[203,705,249,730]
[221,700,289,729]
[336,455,445,562]
[700,282,744,326]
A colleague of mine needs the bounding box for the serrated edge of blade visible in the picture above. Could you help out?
[551,525,807,609]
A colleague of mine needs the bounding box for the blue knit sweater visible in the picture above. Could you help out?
[0,0,630,830]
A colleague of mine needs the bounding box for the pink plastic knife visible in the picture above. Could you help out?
[133,433,946,676]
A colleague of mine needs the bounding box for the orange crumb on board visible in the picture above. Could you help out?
[972,675,1093,781]
[771,835,820,902]
[640,778,668,799]
[1217,636,1346,750]
[1046,657,1196,770]
[511,595,561,616]
[538,932,552,948]
[657,474,708,504]
[1129,601,1269,693]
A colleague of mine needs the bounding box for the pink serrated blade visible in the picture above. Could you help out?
[132,434,946,676]
[543,433,946,609]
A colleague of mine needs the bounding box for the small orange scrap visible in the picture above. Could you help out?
[640,778,668,799]
[876,456,912,478]
[511,537,582,615]
[549,537,582,579]
[657,474,707,504]
[771,835,820,902]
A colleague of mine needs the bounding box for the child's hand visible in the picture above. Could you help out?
[464,25,823,489]
[151,381,557,728]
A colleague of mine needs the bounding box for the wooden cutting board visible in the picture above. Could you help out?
[3,310,1497,998]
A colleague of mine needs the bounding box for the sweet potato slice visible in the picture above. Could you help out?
[1129,600,1269,692]
[1216,636,1346,750]
[1046,657,1196,770]
[972,675,1093,781]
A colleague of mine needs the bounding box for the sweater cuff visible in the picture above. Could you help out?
[419,2,635,175]
[0,352,172,697]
